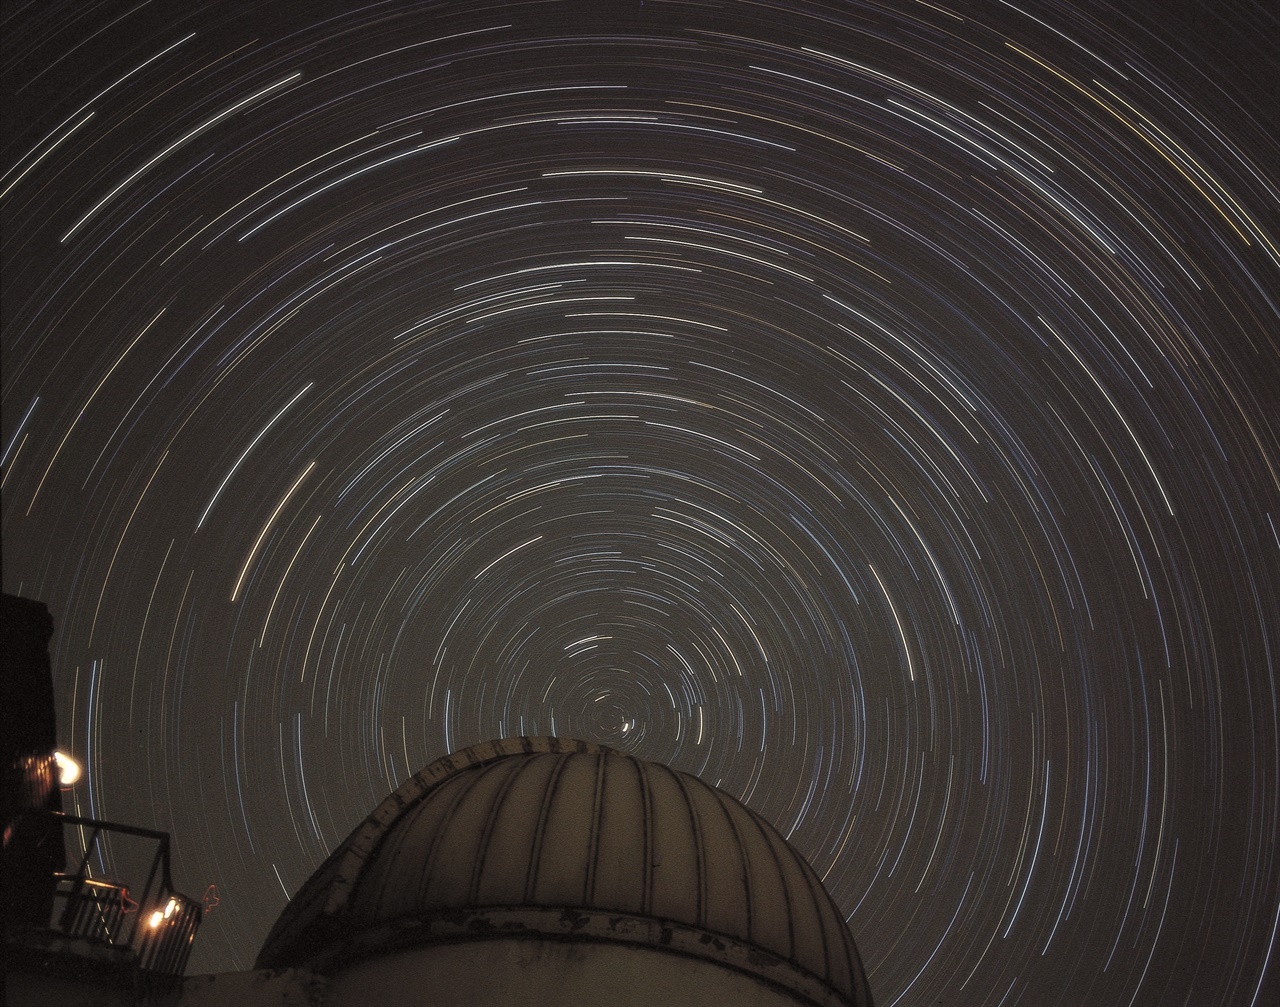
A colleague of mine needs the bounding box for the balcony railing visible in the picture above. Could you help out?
[44,812,202,977]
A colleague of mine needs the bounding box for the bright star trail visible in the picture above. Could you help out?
[3,3,1277,1003]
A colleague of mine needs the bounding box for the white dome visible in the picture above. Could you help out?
[257,737,871,1006]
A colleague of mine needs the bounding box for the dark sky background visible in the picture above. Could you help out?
[3,1,1278,1002]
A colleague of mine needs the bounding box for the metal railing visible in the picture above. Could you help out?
[47,812,201,976]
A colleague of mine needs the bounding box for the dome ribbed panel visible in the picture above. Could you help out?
[646,762,701,924]
[425,758,515,907]
[473,753,552,905]
[690,777,752,940]
[724,788,794,959]
[352,769,475,921]
[527,751,595,904]
[761,812,830,985]
[590,750,647,914]
[803,856,858,997]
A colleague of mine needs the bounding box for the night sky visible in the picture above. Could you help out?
[3,1,1278,1002]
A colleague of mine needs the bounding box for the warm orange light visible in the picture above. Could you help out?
[54,750,81,786]
[148,897,179,928]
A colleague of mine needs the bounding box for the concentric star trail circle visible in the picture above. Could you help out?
[3,2,1277,1003]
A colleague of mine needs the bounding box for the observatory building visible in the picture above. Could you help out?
[4,595,872,1005]
[186,736,874,1007]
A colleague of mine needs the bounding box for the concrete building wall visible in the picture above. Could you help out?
[323,939,818,1007]
[178,940,824,1006]
[180,966,327,1006]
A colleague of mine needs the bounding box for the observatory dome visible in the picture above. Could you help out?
[257,737,872,1006]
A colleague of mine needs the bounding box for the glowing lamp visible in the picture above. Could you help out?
[149,897,179,928]
[54,750,81,786]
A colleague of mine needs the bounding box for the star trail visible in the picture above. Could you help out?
[2,2,1278,1003]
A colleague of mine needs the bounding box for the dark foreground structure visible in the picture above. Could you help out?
[2,594,202,1005]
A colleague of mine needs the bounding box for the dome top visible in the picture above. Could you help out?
[258,737,871,1006]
